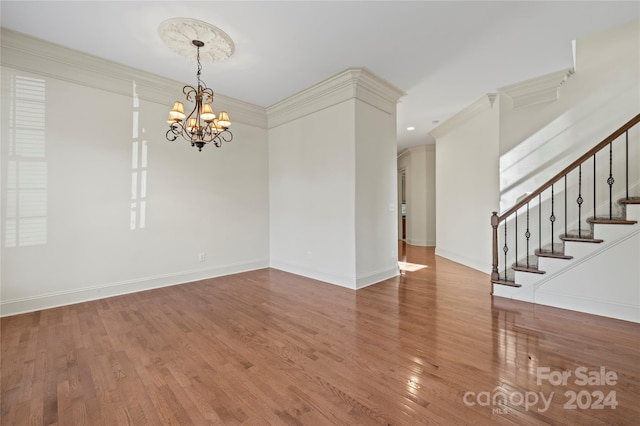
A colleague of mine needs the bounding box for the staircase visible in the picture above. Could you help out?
[490,114,640,322]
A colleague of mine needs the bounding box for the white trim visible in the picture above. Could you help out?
[498,68,574,109]
[0,28,267,129]
[356,266,399,289]
[534,291,639,323]
[270,259,356,289]
[430,93,497,139]
[0,260,269,317]
[267,67,405,128]
[397,149,411,159]
[406,238,436,247]
[408,144,434,154]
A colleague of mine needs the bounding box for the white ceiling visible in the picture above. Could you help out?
[1,1,638,152]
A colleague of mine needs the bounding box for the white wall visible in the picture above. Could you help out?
[1,30,270,316]
[268,101,358,286]
[355,99,399,287]
[433,95,500,273]
[268,68,403,289]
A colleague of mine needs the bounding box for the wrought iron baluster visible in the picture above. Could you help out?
[626,130,629,200]
[503,222,508,279]
[515,212,518,267]
[593,154,596,220]
[550,184,556,253]
[525,203,531,267]
[608,142,615,219]
[577,165,583,237]
[538,194,542,254]
[564,175,567,239]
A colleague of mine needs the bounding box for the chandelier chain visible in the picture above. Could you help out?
[196,44,203,88]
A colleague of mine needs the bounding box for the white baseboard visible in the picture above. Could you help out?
[0,260,269,317]
[406,238,436,247]
[356,266,399,289]
[535,291,640,323]
[270,260,398,290]
[269,259,356,289]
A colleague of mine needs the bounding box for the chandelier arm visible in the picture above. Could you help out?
[166,127,180,141]
[200,87,214,104]
[218,129,233,142]
[183,85,197,102]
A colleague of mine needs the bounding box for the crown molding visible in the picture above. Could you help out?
[0,28,267,129]
[397,149,411,160]
[408,144,435,154]
[267,67,405,128]
[498,68,574,110]
[397,143,434,160]
[430,93,497,139]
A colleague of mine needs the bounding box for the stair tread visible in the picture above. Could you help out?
[588,217,637,225]
[560,232,603,243]
[619,197,640,205]
[512,265,546,274]
[492,279,522,288]
[560,236,604,243]
[535,250,573,260]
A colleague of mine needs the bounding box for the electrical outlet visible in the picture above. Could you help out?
[198,252,206,262]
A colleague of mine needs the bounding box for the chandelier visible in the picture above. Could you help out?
[166,40,232,151]
[159,18,235,152]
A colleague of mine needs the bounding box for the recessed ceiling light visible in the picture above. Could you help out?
[407,126,415,131]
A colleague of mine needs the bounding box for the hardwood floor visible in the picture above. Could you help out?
[2,243,639,425]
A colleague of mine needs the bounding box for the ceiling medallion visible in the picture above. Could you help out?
[158,18,235,63]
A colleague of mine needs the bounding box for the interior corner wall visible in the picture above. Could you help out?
[1,63,269,316]
[268,100,358,288]
[435,98,500,273]
[355,99,400,288]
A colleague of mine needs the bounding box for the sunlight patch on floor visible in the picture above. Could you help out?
[398,261,428,272]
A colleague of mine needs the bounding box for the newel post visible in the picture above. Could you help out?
[491,212,499,282]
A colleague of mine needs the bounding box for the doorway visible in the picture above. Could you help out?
[399,169,406,240]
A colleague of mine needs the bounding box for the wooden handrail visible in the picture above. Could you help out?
[497,113,640,222]
[491,112,640,283]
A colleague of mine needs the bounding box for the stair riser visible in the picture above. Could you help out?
[493,283,533,301]
[513,271,543,286]
[625,204,640,222]
[538,257,573,275]
[564,240,602,258]
[593,222,639,240]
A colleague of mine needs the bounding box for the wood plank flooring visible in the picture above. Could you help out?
[2,242,639,425]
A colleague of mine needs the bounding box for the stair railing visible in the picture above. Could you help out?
[491,113,640,287]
